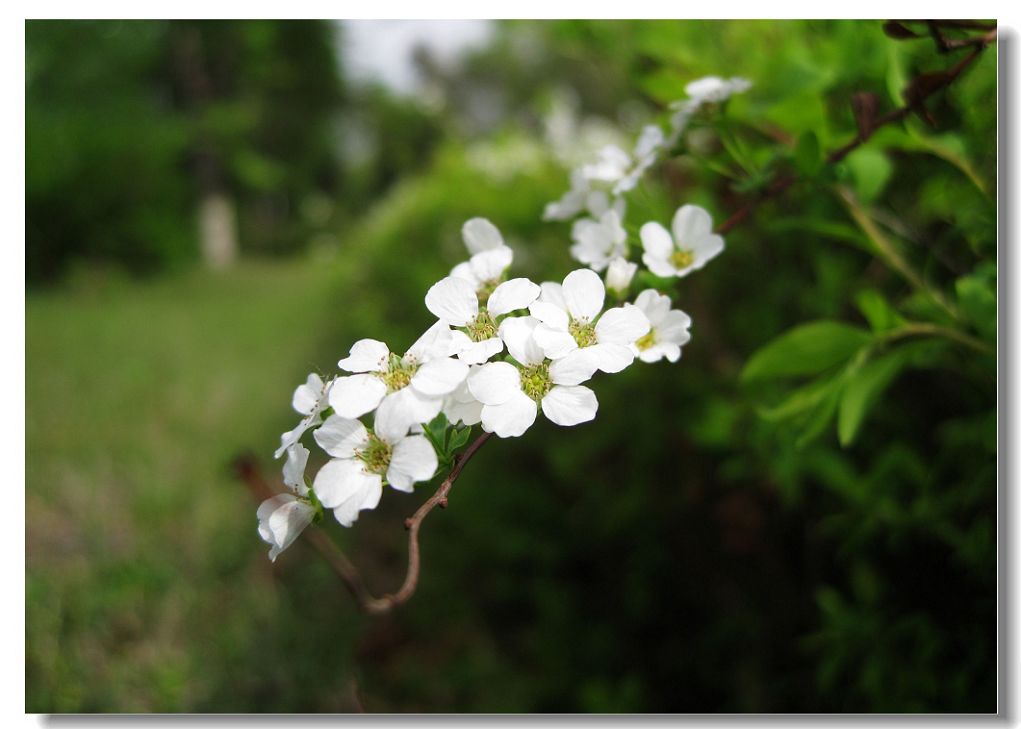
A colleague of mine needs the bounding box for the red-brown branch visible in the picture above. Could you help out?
[715,28,994,236]
[236,431,492,615]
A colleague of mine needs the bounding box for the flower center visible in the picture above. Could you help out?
[476,279,500,307]
[568,318,597,348]
[356,432,393,476]
[670,249,694,269]
[379,353,418,392]
[466,310,498,342]
[519,362,552,403]
[635,331,657,351]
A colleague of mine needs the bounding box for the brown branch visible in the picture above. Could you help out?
[714,28,994,237]
[235,430,493,616]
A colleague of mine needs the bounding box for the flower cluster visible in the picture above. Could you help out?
[259,77,742,561]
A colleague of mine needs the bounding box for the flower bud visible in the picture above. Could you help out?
[605,257,638,297]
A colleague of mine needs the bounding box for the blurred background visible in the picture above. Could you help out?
[25,19,997,712]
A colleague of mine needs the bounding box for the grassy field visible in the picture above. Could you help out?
[25,257,375,712]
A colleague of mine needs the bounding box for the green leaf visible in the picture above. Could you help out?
[742,321,873,382]
[837,348,914,446]
[794,131,822,177]
[448,426,472,453]
[845,147,893,203]
[855,289,902,333]
[758,376,840,422]
[955,267,997,341]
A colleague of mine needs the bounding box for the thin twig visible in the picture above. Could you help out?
[715,33,994,236]
[236,431,493,616]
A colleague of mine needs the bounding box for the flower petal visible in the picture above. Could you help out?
[691,234,725,268]
[328,374,387,419]
[549,348,599,385]
[587,342,636,373]
[313,459,374,509]
[487,277,540,318]
[539,281,566,309]
[561,268,605,322]
[532,323,578,360]
[266,499,315,560]
[376,387,440,440]
[595,305,650,346]
[425,277,479,327]
[657,309,693,345]
[642,251,678,278]
[412,357,469,397]
[332,475,383,528]
[481,390,538,438]
[529,300,570,331]
[282,443,310,494]
[456,337,504,365]
[386,435,438,492]
[258,494,296,544]
[450,260,480,287]
[498,315,545,366]
[338,340,389,373]
[468,361,521,406]
[541,385,598,427]
[640,221,674,260]
[314,415,369,458]
[462,217,504,254]
[469,245,513,283]
[406,319,460,362]
[672,204,713,246]
[292,373,325,414]
[632,289,671,326]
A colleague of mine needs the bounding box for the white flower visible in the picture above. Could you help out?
[605,257,638,298]
[543,162,628,222]
[528,269,650,374]
[666,77,752,148]
[640,204,724,278]
[257,493,316,562]
[684,76,751,104]
[426,275,540,365]
[543,168,591,221]
[258,441,317,561]
[312,401,438,527]
[274,373,332,458]
[451,218,515,297]
[580,144,632,184]
[329,321,468,430]
[467,316,600,438]
[569,210,627,272]
[614,124,665,195]
[627,289,693,363]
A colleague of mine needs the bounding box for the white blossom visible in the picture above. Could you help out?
[451,218,515,295]
[543,160,628,223]
[529,269,650,374]
[467,316,600,438]
[640,204,724,278]
[312,402,438,527]
[569,210,627,272]
[605,257,638,298]
[329,321,468,431]
[614,124,665,195]
[274,373,332,458]
[684,75,752,104]
[426,275,540,365]
[627,289,693,363]
[257,493,315,562]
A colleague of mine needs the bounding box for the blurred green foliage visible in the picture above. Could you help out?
[26,19,996,712]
